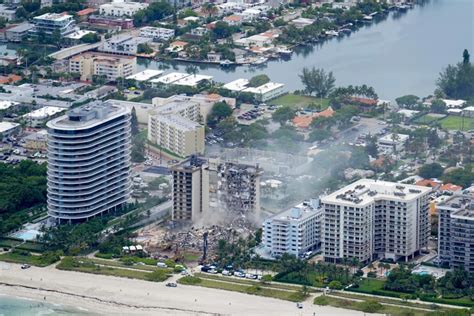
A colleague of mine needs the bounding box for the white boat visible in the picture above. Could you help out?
[325,30,339,37]
[252,57,268,65]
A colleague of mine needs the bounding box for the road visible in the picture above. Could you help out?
[131,200,172,228]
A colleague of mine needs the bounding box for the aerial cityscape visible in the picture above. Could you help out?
[0,0,472,315]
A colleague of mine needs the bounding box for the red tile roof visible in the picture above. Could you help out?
[350,97,378,106]
[77,8,96,16]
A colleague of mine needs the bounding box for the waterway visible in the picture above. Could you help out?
[138,0,474,101]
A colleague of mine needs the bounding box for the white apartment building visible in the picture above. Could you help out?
[263,199,323,258]
[378,133,409,152]
[99,0,148,17]
[321,179,431,264]
[46,102,131,222]
[223,79,285,102]
[69,52,137,81]
[31,13,76,36]
[139,26,175,41]
[100,34,151,55]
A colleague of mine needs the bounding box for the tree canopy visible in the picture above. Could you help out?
[207,102,233,127]
[272,106,296,124]
[418,163,444,179]
[299,67,336,97]
[437,49,474,100]
[248,75,270,88]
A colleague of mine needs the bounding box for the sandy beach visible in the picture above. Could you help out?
[0,263,378,315]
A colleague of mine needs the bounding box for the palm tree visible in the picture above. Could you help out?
[378,262,385,276]
[202,3,218,18]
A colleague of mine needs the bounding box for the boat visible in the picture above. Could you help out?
[325,30,339,37]
[220,59,233,67]
[276,47,293,56]
[251,57,268,65]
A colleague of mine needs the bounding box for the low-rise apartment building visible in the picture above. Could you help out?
[321,179,431,264]
[438,194,474,272]
[100,34,151,55]
[5,23,34,42]
[69,52,136,81]
[139,26,175,41]
[99,0,148,17]
[263,199,323,258]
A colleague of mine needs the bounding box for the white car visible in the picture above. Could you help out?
[222,270,230,276]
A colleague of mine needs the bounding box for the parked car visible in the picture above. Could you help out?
[21,264,31,269]
[166,283,177,287]
[296,303,303,309]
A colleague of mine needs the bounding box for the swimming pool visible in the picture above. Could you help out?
[10,230,40,241]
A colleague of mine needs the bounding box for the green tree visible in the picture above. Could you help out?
[80,32,100,43]
[418,163,444,179]
[272,106,296,124]
[395,95,420,108]
[131,107,139,136]
[137,43,153,54]
[431,99,447,114]
[437,49,474,99]
[299,67,336,97]
[207,101,232,126]
[248,74,270,88]
[328,280,342,290]
[463,49,470,65]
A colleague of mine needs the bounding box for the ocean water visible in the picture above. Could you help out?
[0,295,92,316]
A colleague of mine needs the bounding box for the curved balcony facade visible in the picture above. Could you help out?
[46,103,131,222]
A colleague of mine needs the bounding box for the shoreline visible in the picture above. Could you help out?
[0,263,375,316]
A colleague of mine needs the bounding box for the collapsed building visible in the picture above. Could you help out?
[171,156,262,224]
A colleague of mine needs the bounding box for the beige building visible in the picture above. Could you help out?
[148,114,204,158]
[147,99,204,157]
[321,179,431,264]
[69,52,136,81]
[171,156,210,221]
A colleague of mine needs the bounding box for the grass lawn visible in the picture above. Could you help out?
[314,295,440,316]
[414,114,444,125]
[439,115,474,131]
[0,238,44,253]
[268,94,329,109]
[57,257,171,282]
[86,257,172,273]
[0,251,58,267]
[194,273,306,292]
[178,276,306,302]
[347,278,411,299]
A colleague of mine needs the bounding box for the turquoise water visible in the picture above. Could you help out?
[0,296,92,316]
[10,230,39,241]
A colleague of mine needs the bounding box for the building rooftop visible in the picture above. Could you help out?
[269,199,322,222]
[6,23,34,33]
[126,69,164,81]
[379,133,410,143]
[34,13,73,21]
[47,102,129,130]
[222,78,249,92]
[0,121,19,133]
[244,82,284,94]
[70,51,135,62]
[322,179,432,206]
[65,30,96,40]
[0,100,18,110]
[24,106,65,119]
[150,72,189,84]
[173,74,213,87]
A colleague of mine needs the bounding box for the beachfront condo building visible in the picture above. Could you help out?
[437,194,474,272]
[171,157,262,223]
[262,199,323,258]
[46,102,131,223]
[69,52,136,82]
[321,179,431,264]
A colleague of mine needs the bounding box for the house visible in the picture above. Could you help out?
[440,183,463,193]
[416,179,442,191]
[223,15,243,26]
[290,17,315,28]
[207,51,221,62]
[462,106,474,117]
[166,40,188,53]
[350,97,378,111]
[190,26,207,37]
[76,7,96,21]
[241,8,261,21]
[0,74,22,84]
[292,107,335,129]
[442,99,466,108]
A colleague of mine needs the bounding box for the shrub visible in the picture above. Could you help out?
[328,280,343,290]
[314,296,329,306]
[178,276,202,285]
[355,300,383,313]
[145,270,169,282]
